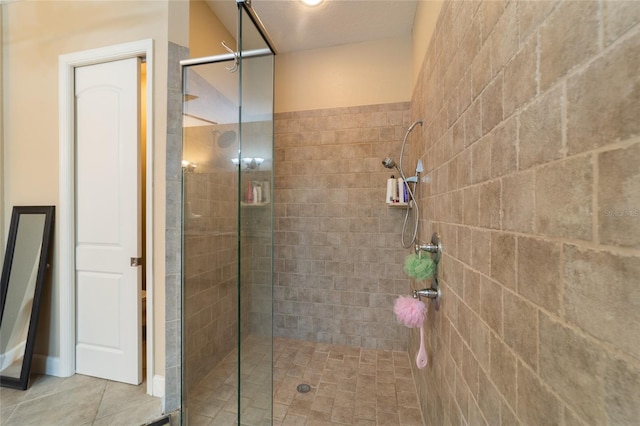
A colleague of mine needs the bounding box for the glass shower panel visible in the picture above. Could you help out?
[181,62,240,424]
[181,5,274,424]
[237,5,275,425]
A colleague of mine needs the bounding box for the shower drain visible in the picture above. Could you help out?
[296,383,311,393]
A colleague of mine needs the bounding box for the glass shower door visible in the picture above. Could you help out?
[237,4,275,425]
[181,59,241,425]
[181,3,274,425]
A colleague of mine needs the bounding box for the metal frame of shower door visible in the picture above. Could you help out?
[237,0,278,55]
[179,48,273,68]
[179,2,277,66]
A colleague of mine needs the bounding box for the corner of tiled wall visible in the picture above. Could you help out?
[165,41,189,414]
[411,1,640,424]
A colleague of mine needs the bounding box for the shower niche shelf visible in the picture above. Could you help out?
[240,202,270,207]
[387,202,412,208]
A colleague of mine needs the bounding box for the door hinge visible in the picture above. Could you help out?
[130,257,143,267]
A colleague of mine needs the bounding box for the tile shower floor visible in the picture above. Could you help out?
[189,335,424,425]
[1,337,424,426]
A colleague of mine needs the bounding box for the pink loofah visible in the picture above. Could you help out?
[394,296,427,328]
[394,295,429,369]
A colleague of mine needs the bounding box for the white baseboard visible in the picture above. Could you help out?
[30,354,164,400]
[32,354,70,377]
[152,374,165,398]
[31,355,163,399]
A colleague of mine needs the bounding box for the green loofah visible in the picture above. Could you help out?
[403,253,435,281]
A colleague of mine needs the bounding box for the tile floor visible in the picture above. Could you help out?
[271,337,424,426]
[186,336,424,425]
[1,336,424,426]
[0,373,162,426]
[186,335,273,426]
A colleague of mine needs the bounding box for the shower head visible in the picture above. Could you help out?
[214,129,236,148]
[382,157,398,170]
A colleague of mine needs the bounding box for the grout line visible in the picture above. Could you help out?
[598,0,605,51]
[592,152,600,245]
[535,30,541,96]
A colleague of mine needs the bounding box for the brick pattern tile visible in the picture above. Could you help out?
[409,1,640,425]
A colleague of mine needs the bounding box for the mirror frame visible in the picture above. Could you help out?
[0,206,55,390]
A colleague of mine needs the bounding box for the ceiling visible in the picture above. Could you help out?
[205,0,418,53]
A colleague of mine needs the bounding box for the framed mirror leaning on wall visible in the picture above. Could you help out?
[0,206,55,390]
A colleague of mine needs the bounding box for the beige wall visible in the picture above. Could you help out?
[2,0,170,381]
[189,0,236,58]
[169,0,190,49]
[411,0,443,88]
[275,37,412,113]
[411,1,640,424]
[272,0,444,114]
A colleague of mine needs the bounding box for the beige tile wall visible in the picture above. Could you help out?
[182,124,248,392]
[241,169,274,337]
[182,171,240,390]
[274,103,417,350]
[182,120,273,394]
[411,1,640,424]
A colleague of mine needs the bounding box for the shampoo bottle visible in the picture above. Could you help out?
[246,180,253,203]
[397,178,406,203]
[253,182,262,204]
[386,175,396,204]
[263,180,271,203]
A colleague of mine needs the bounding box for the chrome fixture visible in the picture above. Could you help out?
[213,129,236,148]
[413,233,442,310]
[382,119,424,248]
[232,157,264,170]
[415,232,442,264]
[416,243,439,253]
[381,157,398,171]
[181,160,196,172]
[221,41,239,73]
[413,287,441,310]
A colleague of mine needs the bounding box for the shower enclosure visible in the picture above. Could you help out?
[180,2,275,424]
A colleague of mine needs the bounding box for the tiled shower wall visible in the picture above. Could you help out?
[182,120,273,391]
[182,123,242,390]
[164,41,188,413]
[411,1,640,424]
[273,103,416,351]
[241,168,275,337]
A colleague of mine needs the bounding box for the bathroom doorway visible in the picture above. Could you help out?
[58,40,156,394]
[74,57,144,385]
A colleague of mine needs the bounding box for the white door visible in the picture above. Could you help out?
[74,58,142,385]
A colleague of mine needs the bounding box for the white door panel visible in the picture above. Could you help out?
[76,272,122,347]
[74,57,142,385]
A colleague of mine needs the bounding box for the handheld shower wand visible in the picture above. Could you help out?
[382,119,424,248]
